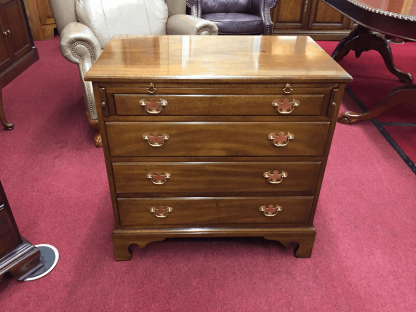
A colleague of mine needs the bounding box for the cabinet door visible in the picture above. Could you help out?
[0,0,31,63]
[308,0,351,30]
[271,0,309,30]
[0,17,13,72]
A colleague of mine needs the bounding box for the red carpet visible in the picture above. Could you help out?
[317,40,416,168]
[1,37,416,311]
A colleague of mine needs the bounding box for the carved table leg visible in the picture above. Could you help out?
[0,89,14,130]
[332,25,413,84]
[338,84,416,124]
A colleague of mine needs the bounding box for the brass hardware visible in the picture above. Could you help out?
[283,83,293,94]
[3,30,10,35]
[147,172,171,185]
[140,98,167,114]
[272,98,300,114]
[0,204,4,211]
[327,88,339,117]
[99,87,108,116]
[149,206,173,218]
[259,205,282,217]
[268,132,294,147]
[263,170,288,184]
[147,83,157,94]
[143,132,169,147]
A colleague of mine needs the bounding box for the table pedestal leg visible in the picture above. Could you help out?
[332,25,413,84]
[0,89,14,130]
[338,84,416,124]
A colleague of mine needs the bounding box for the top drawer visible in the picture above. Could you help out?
[114,94,326,116]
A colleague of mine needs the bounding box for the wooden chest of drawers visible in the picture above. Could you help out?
[85,35,352,260]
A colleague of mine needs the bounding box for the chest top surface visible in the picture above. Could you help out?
[84,35,352,83]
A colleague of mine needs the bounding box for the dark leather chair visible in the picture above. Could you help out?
[186,0,277,35]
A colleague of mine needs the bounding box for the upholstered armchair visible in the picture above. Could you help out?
[49,0,218,147]
[186,0,277,35]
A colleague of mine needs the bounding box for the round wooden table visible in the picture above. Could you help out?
[322,0,416,124]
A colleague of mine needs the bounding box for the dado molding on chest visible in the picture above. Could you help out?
[85,35,352,260]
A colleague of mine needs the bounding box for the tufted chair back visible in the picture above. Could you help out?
[48,0,218,147]
[49,0,187,35]
[201,0,251,14]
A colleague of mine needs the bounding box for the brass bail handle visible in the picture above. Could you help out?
[263,170,288,184]
[147,172,171,185]
[149,206,173,218]
[259,205,282,217]
[142,132,169,147]
[140,98,168,114]
[268,132,294,147]
[272,98,300,114]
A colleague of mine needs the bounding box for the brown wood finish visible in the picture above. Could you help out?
[271,0,357,40]
[22,0,56,41]
[85,35,352,259]
[85,36,351,83]
[106,122,330,157]
[0,181,43,281]
[112,227,317,260]
[118,197,314,226]
[0,0,38,130]
[332,24,413,84]
[114,94,326,116]
[322,0,416,124]
[112,162,322,194]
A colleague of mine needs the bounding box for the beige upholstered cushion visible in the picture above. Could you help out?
[165,0,186,16]
[76,0,168,48]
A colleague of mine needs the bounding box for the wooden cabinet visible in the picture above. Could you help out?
[0,0,38,130]
[85,36,352,260]
[23,0,56,40]
[272,0,356,40]
[0,181,43,280]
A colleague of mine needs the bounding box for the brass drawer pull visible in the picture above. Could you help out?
[259,205,282,217]
[140,98,167,114]
[268,132,294,147]
[143,132,169,147]
[147,83,157,94]
[147,172,171,185]
[283,83,293,94]
[3,29,10,36]
[263,170,288,184]
[272,98,300,114]
[149,206,173,218]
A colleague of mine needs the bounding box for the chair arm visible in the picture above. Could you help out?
[59,22,102,65]
[250,0,278,35]
[60,22,102,121]
[167,15,218,35]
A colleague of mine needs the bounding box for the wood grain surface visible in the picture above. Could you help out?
[106,122,330,157]
[118,196,314,226]
[112,162,321,194]
[85,35,352,83]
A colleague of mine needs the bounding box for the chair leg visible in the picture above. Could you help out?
[86,112,102,147]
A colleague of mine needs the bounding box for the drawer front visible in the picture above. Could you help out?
[114,94,325,116]
[112,162,321,194]
[118,197,314,226]
[106,122,330,157]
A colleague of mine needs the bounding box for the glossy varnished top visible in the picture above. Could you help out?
[84,35,352,83]
[347,0,416,19]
